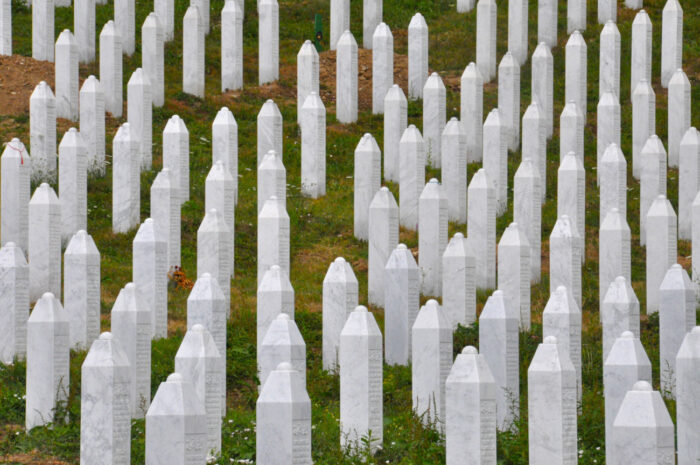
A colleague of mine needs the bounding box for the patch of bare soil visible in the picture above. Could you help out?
[0,55,55,116]
[1,451,72,465]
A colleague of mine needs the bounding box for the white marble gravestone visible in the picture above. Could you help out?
[64,230,100,349]
[30,81,56,181]
[205,161,235,276]
[528,336,577,465]
[155,0,174,41]
[601,277,639,360]
[212,107,239,203]
[445,346,497,464]
[565,32,587,118]
[58,128,87,241]
[668,69,691,168]
[55,30,79,121]
[631,10,652,101]
[354,134,381,240]
[442,233,476,328]
[0,243,28,364]
[221,0,243,92]
[423,73,446,168]
[183,6,205,97]
[257,100,283,167]
[599,21,621,98]
[677,327,700,465]
[151,168,181,270]
[322,257,358,372]
[549,215,582,307]
[514,158,542,284]
[559,102,584,163]
[258,0,279,85]
[603,331,652,465]
[191,0,210,34]
[483,109,508,216]
[32,0,54,62]
[256,363,311,464]
[257,265,294,358]
[408,13,428,99]
[567,0,585,33]
[498,52,520,151]
[329,0,349,50]
[110,283,151,419]
[0,0,9,56]
[112,123,140,233]
[79,76,106,176]
[600,144,626,220]
[441,118,467,223]
[457,0,475,12]
[468,169,496,290]
[679,128,700,240]
[142,13,164,107]
[163,115,190,204]
[99,21,123,118]
[538,0,557,48]
[640,135,667,245]
[693,192,700,292]
[384,85,407,182]
[259,313,306,389]
[412,300,452,427]
[498,223,530,327]
[80,332,131,465]
[297,40,319,122]
[336,30,358,123]
[145,373,207,465]
[597,92,621,184]
[479,290,520,428]
[399,125,425,231]
[476,0,497,82]
[522,102,547,199]
[461,63,483,163]
[368,188,398,308]
[29,183,61,302]
[385,244,420,365]
[114,0,134,55]
[532,43,553,138]
[645,196,677,313]
[127,68,152,170]
[611,381,675,465]
[197,209,231,310]
[659,264,695,396]
[26,292,69,430]
[598,0,616,24]
[340,306,383,452]
[372,23,393,115]
[508,0,527,64]
[175,324,222,455]
[1,140,30,250]
[543,286,582,399]
[599,210,632,314]
[661,0,682,88]
[133,219,167,339]
[257,197,290,286]
[258,152,285,217]
[363,0,381,49]
[419,179,447,297]
[557,152,585,259]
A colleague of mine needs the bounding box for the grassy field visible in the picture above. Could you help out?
[0,0,699,463]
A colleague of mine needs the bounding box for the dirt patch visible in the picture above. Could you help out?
[1,451,71,465]
[0,55,55,116]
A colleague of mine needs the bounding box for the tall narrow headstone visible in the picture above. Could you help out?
[399,125,425,231]
[442,233,476,328]
[354,134,381,240]
[372,23,392,114]
[632,81,655,179]
[114,0,134,55]
[257,100,283,166]
[55,30,79,121]
[79,76,106,176]
[601,278,640,360]
[0,243,28,363]
[197,208,231,310]
[668,69,691,168]
[599,21,621,98]
[1,140,30,250]
[661,0,682,88]
[559,103,584,164]
[385,244,420,365]
[599,210,632,314]
[679,127,700,240]
[567,0,585,33]
[127,69,152,170]
[498,52,520,151]
[538,0,557,48]
[257,265,294,358]
[329,0,349,50]
[205,161,235,276]
[461,63,483,163]
[508,0,527,64]
[221,0,243,92]
[565,32,587,118]
[457,0,475,12]
[183,6,205,97]
[340,306,383,452]
[142,13,164,107]
[336,30,358,123]
[483,109,507,215]
[29,183,61,302]
[498,223,530,327]
[557,152,585,258]
[259,313,306,388]
[468,169,496,290]
[598,0,616,23]
[0,0,9,56]
[384,85,407,182]
[479,290,520,427]
[32,0,54,61]
[441,118,467,223]
[112,123,140,233]
[191,0,210,34]
[58,128,87,241]
[693,191,700,291]
[64,230,100,349]
[631,10,652,102]
[368,188,398,308]
[640,136,667,245]
[476,0,497,82]
[419,179,447,297]
[133,219,167,339]
[300,93,326,198]
[163,115,190,204]
[363,0,381,48]
[258,0,279,84]
[100,21,123,118]
[151,168,181,270]
[677,327,700,465]
[522,103,547,200]
[155,0,174,41]
[26,293,69,430]
[597,92,621,184]
[543,286,582,399]
[297,40,319,122]
[423,73,446,168]
[549,215,582,307]
[212,107,238,203]
[322,257,358,372]
[30,81,57,181]
[645,196,677,314]
[408,13,428,98]
[257,197,290,285]
[532,43,553,138]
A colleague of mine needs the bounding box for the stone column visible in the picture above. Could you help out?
[498,223,530,327]
[354,134,381,240]
[142,13,164,107]
[322,257,358,371]
[100,21,123,118]
[508,0,527,64]
[385,244,420,365]
[538,0,557,48]
[423,73,446,168]
[419,179,447,297]
[598,0,616,23]
[399,125,425,231]
[567,0,585,33]
[468,169,496,290]
[363,0,381,48]
[0,0,11,55]
[127,69,152,170]
[372,23,392,114]
[383,85,407,182]
[155,0,174,41]
[133,219,167,339]
[257,150,286,214]
[336,30,358,123]
[498,53,520,151]
[408,13,429,98]
[559,102,584,163]
[442,233,476,328]
[258,0,279,85]
[30,81,56,181]
[599,21,621,98]
[64,230,100,349]
[631,10,652,101]
[79,76,106,176]
[192,0,210,34]
[297,40,319,122]
[482,109,507,215]
[549,215,582,307]
[259,313,305,388]
[112,123,140,233]
[329,0,349,50]
[197,208,231,309]
[557,152,585,258]
[163,115,190,204]
[677,327,700,465]
[668,69,691,168]
[151,168,180,270]
[212,107,239,203]
[183,6,205,97]
[514,158,542,284]
[476,0,497,82]
[679,127,700,239]
[368,188,398,308]
[441,118,467,223]
[1,139,30,250]
[661,0,682,88]
[300,92,326,198]
[221,0,243,92]
[599,211,632,315]
[55,30,79,121]
[461,63,483,163]
[532,43,553,138]
[596,92,621,184]
[257,99,283,166]
[601,278,639,360]
[29,183,61,301]
[543,286,582,399]
[646,195,677,314]
[257,265,294,358]
[640,135,667,245]
[565,32,586,118]
[0,243,29,364]
[257,198,289,285]
[114,0,135,55]
[32,0,54,61]
[632,80,655,179]
[522,102,546,200]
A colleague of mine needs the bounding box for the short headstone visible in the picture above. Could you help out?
[354,134,381,240]
[133,219,167,339]
[565,32,587,118]
[257,100,283,167]
[114,0,134,55]
[498,223,530,327]
[384,243,420,365]
[521,102,547,201]
[645,195,677,313]
[212,107,239,203]
[79,76,106,176]
[372,23,392,114]
[0,0,10,55]
[322,257,358,372]
[508,0,528,64]
[29,183,61,302]
[363,0,381,49]
[611,381,675,464]
[64,230,100,349]
[531,43,553,138]
[679,127,700,240]
[257,197,290,285]
[183,6,205,97]
[598,0,616,23]
[567,0,585,33]
[112,123,140,233]
[631,10,652,102]
[26,292,69,430]
[175,324,222,455]
[528,336,577,465]
[336,30,358,123]
[479,290,520,427]
[100,21,123,118]
[537,0,557,48]
[445,346,497,464]
[468,169,496,290]
[627,104,648,183]
[258,0,279,85]
[677,327,700,465]
[221,0,243,92]
[461,62,484,163]
[297,40,319,122]
[498,52,520,151]
[256,363,311,464]
[549,215,582,307]
[659,264,695,396]
[596,92,621,184]
[259,313,305,388]
[368,187,398,307]
[30,81,57,181]
[423,73,446,168]
[340,306,383,452]
[476,0,497,82]
[110,283,151,418]
[142,13,164,107]
[205,161,235,276]
[601,278,640,361]
[668,69,691,168]
[603,331,652,465]
[640,136,667,245]
[80,332,131,465]
[151,168,181,270]
[300,93,326,199]
[163,115,190,204]
[0,243,28,364]
[599,210,632,316]
[55,30,79,121]
[559,102,584,164]
[32,0,54,62]
[146,373,207,465]
[399,125,425,231]
[1,139,30,250]
[600,144,627,218]
[441,118,467,223]
[543,285,582,399]
[155,0,174,41]
[197,208,231,310]
[599,21,621,98]
[442,233,476,328]
[419,179,447,297]
[127,68,152,170]
[329,0,349,50]
[557,152,585,260]
[408,13,428,98]
[257,265,294,359]
[383,85,407,182]
[483,109,507,215]
[660,0,683,88]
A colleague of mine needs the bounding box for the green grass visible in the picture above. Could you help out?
[0,0,699,463]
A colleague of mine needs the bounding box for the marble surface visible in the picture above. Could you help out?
[660,0,683,88]
[598,0,616,24]
[645,196,677,313]
[154,0,174,41]
[639,135,667,245]
[600,143,627,221]
[567,0,585,35]
[151,168,181,270]
[631,11,652,103]
[258,0,278,85]
[677,327,700,465]
[322,257,358,372]
[336,30,358,123]
[422,73,446,168]
[557,152,585,258]
[678,127,700,239]
[507,0,527,64]
[596,92,621,185]
[559,102,584,162]
[257,265,294,359]
[467,169,496,290]
[398,125,425,231]
[476,0,496,82]
[543,286,582,400]
[114,0,134,55]
[127,68,153,169]
[549,215,582,307]
[537,0,557,48]
[362,0,381,49]
[521,103,546,200]
[407,13,428,98]
[29,81,57,181]
[133,219,167,339]
[668,69,690,168]
[513,158,542,285]
[372,24,392,114]
[256,100,283,166]
[212,107,239,202]
[442,233,475,328]
[221,0,243,92]
[163,114,190,204]
[0,242,28,364]
[257,197,290,285]
[460,63,483,163]
[368,187,398,308]
[441,118,467,224]
[383,85,407,182]
[601,277,640,361]
[259,313,305,388]
[65,230,100,349]
[197,208,231,310]
[28,183,61,302]
[498,52,520,151]
[599,21,621,98]
[205,161,235,275]
[531,44,553,138]
[79,76,106,176]
[297,41,319,121]
[599,210,632,318]
[32,0,54,61]
[257,150,286,214]
[418,179,447,297]
[482,109,507,215]
[384,244,420,365]
[300,92,326,198]
[55,30,78,121]
[329,0,348,49]
[99,21,123,118]
[183,6,204,97]
[498,223,530,329]
[1,139,30,250]
[142,13,164,106]
[58,128,88,241]
[112,123,140,233]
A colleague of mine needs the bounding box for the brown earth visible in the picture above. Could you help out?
[0,55,55,116]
